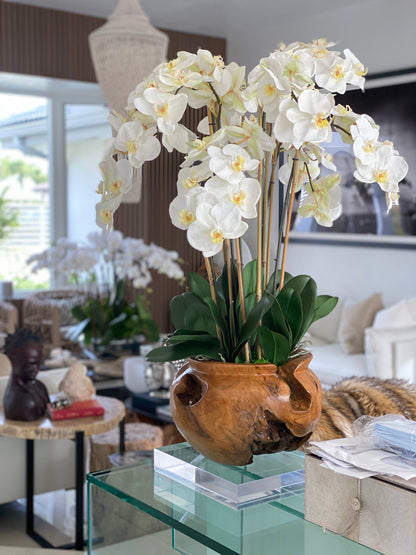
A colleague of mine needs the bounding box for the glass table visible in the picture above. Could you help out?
[87,445,380,555]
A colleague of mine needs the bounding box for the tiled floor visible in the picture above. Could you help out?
[0,500,81,553]
[0,494,176,554]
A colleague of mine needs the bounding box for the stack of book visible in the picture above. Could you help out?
[47,398,104,421]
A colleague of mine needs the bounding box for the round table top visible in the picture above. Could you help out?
[0,396,126,440]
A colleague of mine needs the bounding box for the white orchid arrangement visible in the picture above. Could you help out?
[27,230,184,346]
[95,39,408,366]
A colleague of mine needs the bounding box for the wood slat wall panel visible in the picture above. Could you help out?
[0,1,226,333]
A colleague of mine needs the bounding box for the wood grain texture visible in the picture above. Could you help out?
[170,353,323,466]
[0,396,125,440]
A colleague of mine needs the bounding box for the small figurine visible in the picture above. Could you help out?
[59,360,95,401]
[3,329,50,421]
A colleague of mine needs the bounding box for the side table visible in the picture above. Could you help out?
[87,448,380,555]
[0,395,126,550]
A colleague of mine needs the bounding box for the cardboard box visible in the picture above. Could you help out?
[304,454,416,555]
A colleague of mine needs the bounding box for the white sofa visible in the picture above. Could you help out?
[0,368,76,505]
[307,296,416,389]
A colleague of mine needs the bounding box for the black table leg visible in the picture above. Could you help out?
[25,439,52,548]
[119,418,126,453]
[25,439,34,536]
[75,430,85,551]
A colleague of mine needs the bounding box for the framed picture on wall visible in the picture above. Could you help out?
[289,68,416,249]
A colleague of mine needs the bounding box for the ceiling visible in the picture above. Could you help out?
[4,0,363,40]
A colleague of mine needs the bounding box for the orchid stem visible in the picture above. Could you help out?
[235,238,250,362]
[279,150,301,291]
[224,239,237,350]
[204,255,223,349]
[266,142,279,284]
[256,108,264,359]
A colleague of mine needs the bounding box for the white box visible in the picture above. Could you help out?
[304,454,416,555]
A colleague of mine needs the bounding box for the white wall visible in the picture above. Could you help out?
[229,0,416,305]
[228,0,416,74]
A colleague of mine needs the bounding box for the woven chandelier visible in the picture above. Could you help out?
[89,0,169,201]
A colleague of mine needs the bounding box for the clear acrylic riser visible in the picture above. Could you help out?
[154,442,305,510]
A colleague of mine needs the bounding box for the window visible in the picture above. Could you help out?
[0,73,111,292]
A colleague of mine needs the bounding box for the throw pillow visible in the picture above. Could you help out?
[339,292,384,354]
[373,299,416,329]
[365,325,416,380]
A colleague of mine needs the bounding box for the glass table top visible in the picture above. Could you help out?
[87,445,380,555]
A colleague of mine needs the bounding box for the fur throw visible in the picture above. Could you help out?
[310,377,416,443]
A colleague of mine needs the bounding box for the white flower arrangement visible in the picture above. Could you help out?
[27,230,184,291]
[93,39,408,365]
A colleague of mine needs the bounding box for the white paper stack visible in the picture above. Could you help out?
[309,415,416,481]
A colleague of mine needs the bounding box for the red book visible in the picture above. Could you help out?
[47,399,105,420]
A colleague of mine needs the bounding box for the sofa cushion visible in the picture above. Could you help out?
[338,293,384,355]
[308,342,368,388]
[373,298,416,329]
[365,325,416,380]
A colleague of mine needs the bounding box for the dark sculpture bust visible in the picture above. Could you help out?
[3,329,50,421]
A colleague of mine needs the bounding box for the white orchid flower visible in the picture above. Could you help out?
[187,201,248,257]
[134,88,188,135]
[183,86,213,110]
[354,143,408,192]
[169,188,217,230]
[176,164,212,193]
[351,116,380,165]
[297,173,342,227]
[386,190,400,213]
[218,62,246,114]
[100,156,133,197]
[343,49,367,90]
[279,159,320,190]
[205,176,261,219]
[157,52,202,91]
[227,117,276,160]
[208,144,259,185]
[95,195,121,230]
[271,49,315,93]
[161,123,195,154]
[196,49,225,82]
[274,90,334,148]
[114,121,160,168]
[315,54,355,94]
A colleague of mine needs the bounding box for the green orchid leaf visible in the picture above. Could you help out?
[217,258,238,308]
[231,292,275,359]
[276,288,303,350]
[258,326,291,366]
[282,275,317,344]
[188,272,211,300]
[205,297,230,354]
[266,270,293,294]
[170,328,213,337]
[243,260,261,297]
[261,297,291,341]
[313,295,339,321]
[147,340,222,362]
[167,332,219,344]
[170,292,216,336]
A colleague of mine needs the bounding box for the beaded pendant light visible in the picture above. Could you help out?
[89,0,169,201]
